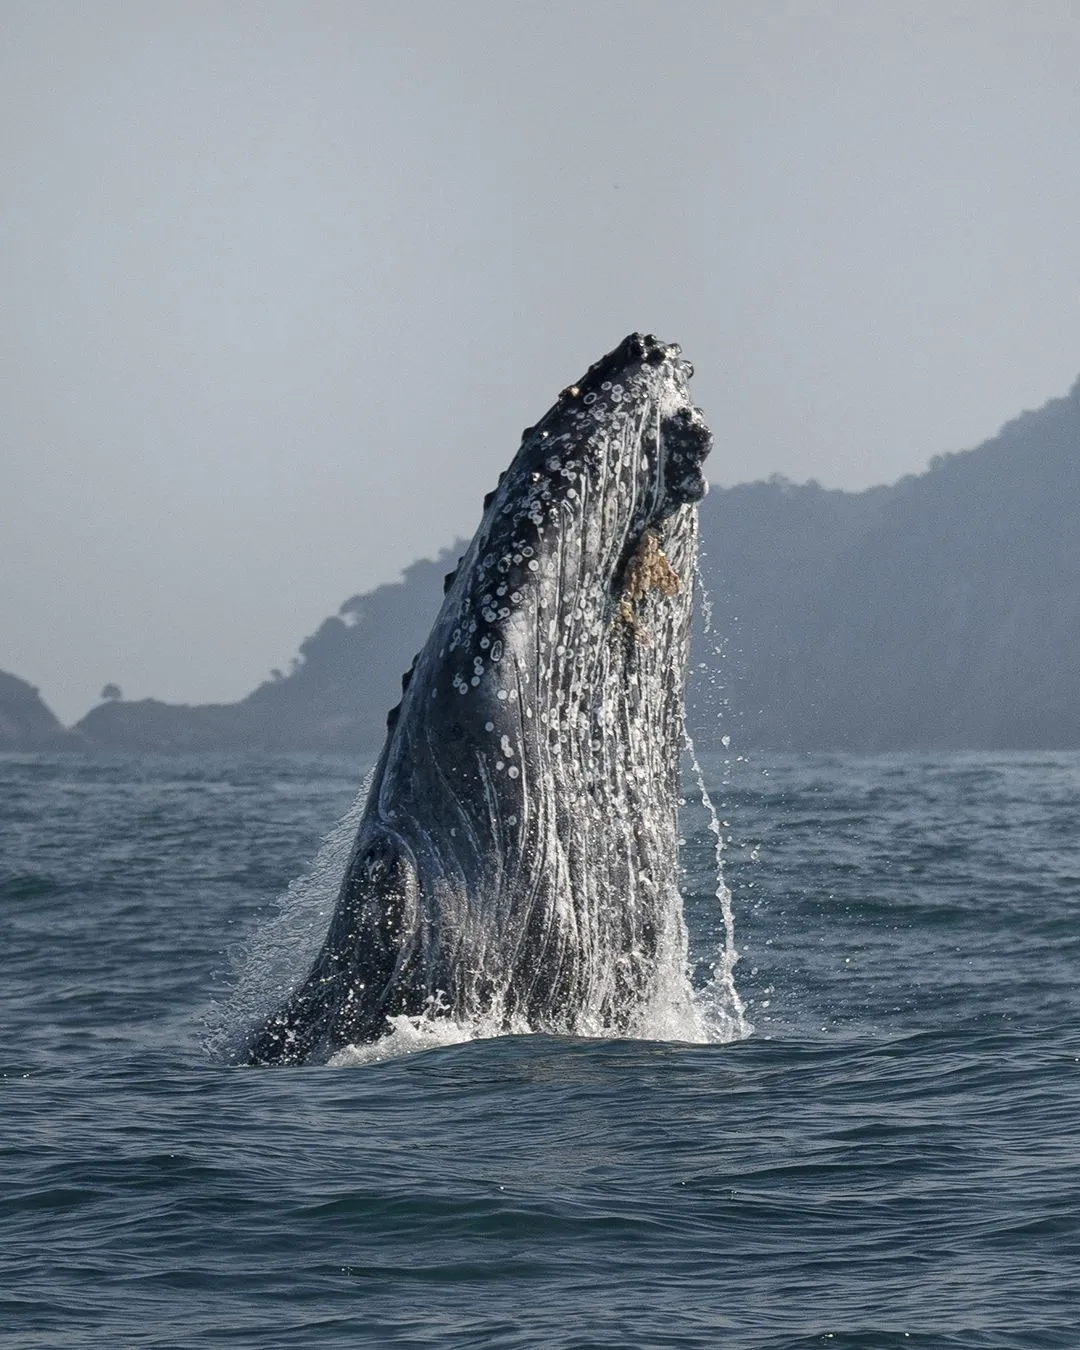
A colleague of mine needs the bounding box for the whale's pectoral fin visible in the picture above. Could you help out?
[246,834,421,1066]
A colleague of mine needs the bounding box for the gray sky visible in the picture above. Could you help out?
[3,1,1080,724]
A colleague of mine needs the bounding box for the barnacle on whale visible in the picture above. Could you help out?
[617,529,681,641]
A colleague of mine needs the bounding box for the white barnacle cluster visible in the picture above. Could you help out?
[493,732,521,780]
[441,438,605,703]
[579,378,629,428]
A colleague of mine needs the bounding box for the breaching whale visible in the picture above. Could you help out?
[247,333,713,1065]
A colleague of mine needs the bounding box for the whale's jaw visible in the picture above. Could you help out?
[247,334,712,1065]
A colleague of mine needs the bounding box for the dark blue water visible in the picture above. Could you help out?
[3,752,1079,1348]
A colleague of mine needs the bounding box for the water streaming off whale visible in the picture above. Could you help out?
[241,335,748,1064]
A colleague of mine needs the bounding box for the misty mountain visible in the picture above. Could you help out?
[0,671,76,750]
[7,373,1079,753]
[697,374,1080,749]
[73,548,468,753]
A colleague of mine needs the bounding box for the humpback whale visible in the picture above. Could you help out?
[247,333,713,1065]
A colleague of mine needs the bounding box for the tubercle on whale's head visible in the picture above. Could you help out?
[629,339,711,516]
[485,333,712,556]
[652,401,712,517]
[436,334,713,625]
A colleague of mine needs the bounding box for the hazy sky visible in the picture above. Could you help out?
[4,1,1080,723]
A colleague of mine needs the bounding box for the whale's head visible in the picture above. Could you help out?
[512,329,711,534]
[459,331,711,651]
[403,332,712,733]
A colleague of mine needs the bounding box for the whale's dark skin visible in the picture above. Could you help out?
[247,333,712,1064]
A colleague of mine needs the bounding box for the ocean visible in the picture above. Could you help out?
[3,750,1078,1348]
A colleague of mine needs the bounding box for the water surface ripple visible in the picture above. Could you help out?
[3,752,1079,1348]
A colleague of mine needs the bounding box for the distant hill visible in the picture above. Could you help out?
[695,375,1080,749]
[8,373,1080,753]
[74,547,467,753]
[0,670,76,750]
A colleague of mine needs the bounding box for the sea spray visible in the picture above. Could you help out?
[685,737,752,1042]
[218,749,750,1064]
[205,772,374,1060]
[685,542,750,1041]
